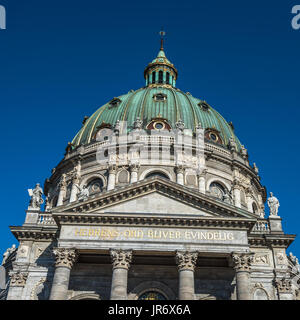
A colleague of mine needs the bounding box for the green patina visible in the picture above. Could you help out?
[71,49,242,150]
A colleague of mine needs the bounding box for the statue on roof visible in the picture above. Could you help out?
[267,192,280,216]
[28,183,44,210]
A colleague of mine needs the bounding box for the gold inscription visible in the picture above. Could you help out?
[73,228,235,241]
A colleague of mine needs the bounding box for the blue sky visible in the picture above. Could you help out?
[0,0,299,258]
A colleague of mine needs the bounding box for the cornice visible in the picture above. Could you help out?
[249,234,296,248]
[52,211,256,231]
[9,225,58,241]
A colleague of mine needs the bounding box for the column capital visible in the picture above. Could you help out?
[275,278,292,293]
[110,249,132,270]
[232,178,241,189]
[130,163,140,173]
[231,252,254,272]
[176,251,198,272]
[53,248,78,269]
[176,165,185,174]
[109,164,118,174]
[9,271,28,287]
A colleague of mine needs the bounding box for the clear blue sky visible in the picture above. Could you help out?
[0,0,299,258]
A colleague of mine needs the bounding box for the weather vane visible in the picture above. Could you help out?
[159,28,166,50]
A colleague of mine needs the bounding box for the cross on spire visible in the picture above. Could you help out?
[159,29,166,50]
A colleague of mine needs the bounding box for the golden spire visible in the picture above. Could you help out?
[159,29,166,51]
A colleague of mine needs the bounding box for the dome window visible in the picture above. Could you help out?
[198,101,210,111]
[153,93,167,102]
[152,72,156,84]
[109,97,122,108]
[205,129,222,144]
[166,72,170,84]
[209,182,225,200]
[158,71,163,84]
[146,116,171,131]
[153,121,165,130]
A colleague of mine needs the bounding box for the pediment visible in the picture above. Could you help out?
[57,177,257,220]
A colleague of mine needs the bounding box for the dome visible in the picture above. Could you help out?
[71,86,242,151]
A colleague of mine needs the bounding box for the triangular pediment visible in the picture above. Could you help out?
[57,177,257,220]
[95,192,213,216]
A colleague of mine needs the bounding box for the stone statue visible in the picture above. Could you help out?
[133,117,143,130]
[44,194,51,212]
[2,244,16,265]
[228,136,237,152]
[267,192,280,216]
[175,119,185,131]
[289,252,300,273]
[253,163,259,174]
[240,145,248,158]
[76,185,90,202]
[28,183,44,209]
[114,120,120,133]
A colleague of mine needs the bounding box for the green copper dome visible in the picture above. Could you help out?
[71,47,242,151]
[71,85,242,150]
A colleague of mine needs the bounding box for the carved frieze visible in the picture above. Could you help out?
[10,272,28,287]
[275,278,292,293]
[253,253,269,265]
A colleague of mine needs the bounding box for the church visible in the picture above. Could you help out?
[1,36,299,300]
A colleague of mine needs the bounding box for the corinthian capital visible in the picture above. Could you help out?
[231,252,254,272]
[53,248,78,269]
[10,272,28,287]
[110,249,132,270]
[275,278,292,293]
[176,251,198,272]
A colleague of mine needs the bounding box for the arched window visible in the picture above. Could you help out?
[166,72,170,84]
[138,291,167,300]
[252,202,258,214]
[145,171,170,180]
[158,71,163,84]
[209,182,225,200]
[152,72,156,84]
[87,178,104,195]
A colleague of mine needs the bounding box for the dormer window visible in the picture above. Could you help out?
[153,93,167,102]
[109,97,121,108]
[205,128,223,144]
[198,101,210,111]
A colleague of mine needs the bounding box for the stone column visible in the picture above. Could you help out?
[176,251,198,300]
[197,170,206,194]
[176,166,185,185]
[130,164,139,184]
[231,252,254,300]
[245,189,253,213]
[6,272,28,300]
[107,165,117,191]
[232,179,241,208]
[110,249,132,300]
[70,177,80,203]
[49,248,78,300]
[57,174,67,206]
[275,278,294,300]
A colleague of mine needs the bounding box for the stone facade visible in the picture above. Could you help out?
[1,43,298,300]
